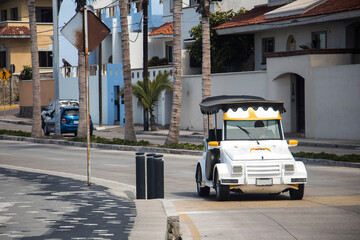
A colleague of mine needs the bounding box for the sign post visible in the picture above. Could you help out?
[61,7,110,186]
[0,68,11,118]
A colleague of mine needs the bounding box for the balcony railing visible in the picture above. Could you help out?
[265,48,360,58]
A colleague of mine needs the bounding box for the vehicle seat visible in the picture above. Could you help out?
[208,129,222,142]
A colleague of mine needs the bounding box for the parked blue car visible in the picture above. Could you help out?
[43,107,93,136]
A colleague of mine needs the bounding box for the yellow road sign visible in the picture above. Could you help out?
[0,68,11,82]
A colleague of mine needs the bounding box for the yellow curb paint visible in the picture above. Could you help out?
[179,214,202,240]
[0,105,19,110]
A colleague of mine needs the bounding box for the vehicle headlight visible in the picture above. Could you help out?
[284,164,294,172]
[232,165,243,174]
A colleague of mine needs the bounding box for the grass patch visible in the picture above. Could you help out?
[0,129,31,137]
[293,151,360,163]
[1,129,358,160]
[161,142,204,151]
[69,136,151,146]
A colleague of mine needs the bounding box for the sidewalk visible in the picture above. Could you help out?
[1,106,359,150]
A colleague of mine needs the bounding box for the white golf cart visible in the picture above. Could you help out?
[195,95,307,201]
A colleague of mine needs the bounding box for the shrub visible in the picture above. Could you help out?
[19,66,32,80]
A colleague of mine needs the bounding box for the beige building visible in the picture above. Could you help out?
[0,0,53,74]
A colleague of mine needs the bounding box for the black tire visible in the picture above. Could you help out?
[215,173,229,201]
[205,149,220,180]
[74,131,77,137]
[196,166,210,197]
[290,184,304,200]
[43,125,50,136]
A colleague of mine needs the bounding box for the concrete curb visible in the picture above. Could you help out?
[0,119,32,125]
[298,141,360,150]
[0,104,19,110]
[1,134,359,169]
[296,157,360,168]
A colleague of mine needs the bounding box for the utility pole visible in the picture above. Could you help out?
[143,0,149,131]
[98,10,103,127]
[52,0,61,136]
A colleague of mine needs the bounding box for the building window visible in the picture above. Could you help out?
[39,51,53,67]
[166,43,173,64]
[170,0,174,12]
[312,31,327,49]
[10,8,18,21]
[262,37,275,64]
[36,7,53,23]
[1,9,7,21]
[190,0,199,6]
[0,51,6,68]
[287,35,296,51]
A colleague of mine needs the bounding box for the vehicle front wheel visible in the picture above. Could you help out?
[290,184,304,200]
[215,174,229,201]
[196,167,210,197]
[43,125,50,136]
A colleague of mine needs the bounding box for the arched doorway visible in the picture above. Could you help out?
[291,74,305,134]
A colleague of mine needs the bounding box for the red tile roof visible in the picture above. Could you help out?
[0,26,30,35]
[215,0,360,30]
[149,22,173,36]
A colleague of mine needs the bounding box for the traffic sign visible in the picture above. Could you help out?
[61,9,110,54]
[0,68,11,82]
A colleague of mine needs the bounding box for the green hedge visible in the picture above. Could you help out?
[1,129,359,162]
[293,151,360,163]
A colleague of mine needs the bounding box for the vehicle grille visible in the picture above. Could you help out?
[246,164,281,177]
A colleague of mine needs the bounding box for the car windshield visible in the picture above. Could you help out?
[63,109,79,117]
[225,120,282,140]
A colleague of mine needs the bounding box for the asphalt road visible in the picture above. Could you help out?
[1,140,359,239]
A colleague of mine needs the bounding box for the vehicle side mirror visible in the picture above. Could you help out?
[208,141,219,147]
[288,140,298,147]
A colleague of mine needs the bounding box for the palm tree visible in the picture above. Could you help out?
[28,0,42,138]
[165,0,182,145]
[197,0,212,136]
[120,0,137,141]
[132,72,172,131]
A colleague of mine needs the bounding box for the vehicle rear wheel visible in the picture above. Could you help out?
[215,173,229,201]
[196,167,210,197]
[290,184,304,200]
[43,125,50,136]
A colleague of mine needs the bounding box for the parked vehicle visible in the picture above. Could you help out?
[41,99,79,127]
[43,107,93,136]
[196,95,307,201]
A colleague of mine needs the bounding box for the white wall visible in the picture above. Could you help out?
[181,71,268,131]
[310,64,360,140]
[215,0,267,11]
[129,32,144,69]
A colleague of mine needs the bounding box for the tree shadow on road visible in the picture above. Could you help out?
[0,168,136,239]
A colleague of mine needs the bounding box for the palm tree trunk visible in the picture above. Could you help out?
[28,0,42,138]
[77,51,87,137]
[120,0,136,141]
[75,2,87,138]
[201,1,212,137]
[165,0,182,145]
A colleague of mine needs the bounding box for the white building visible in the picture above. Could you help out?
[203,0,360,140]
[150,0,267,75]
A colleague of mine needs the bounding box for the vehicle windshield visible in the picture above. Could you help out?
[225,120,282,140]
[63,109,79,117]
